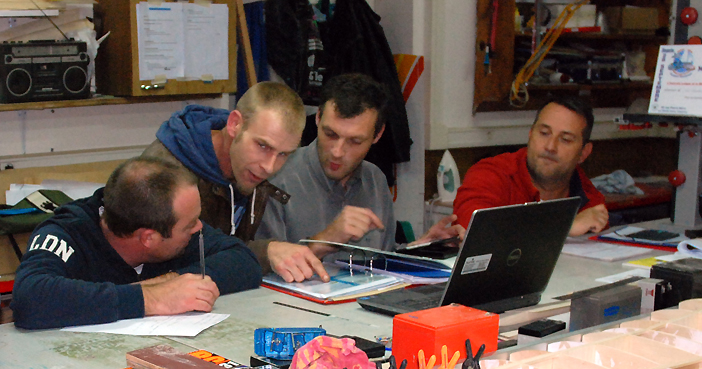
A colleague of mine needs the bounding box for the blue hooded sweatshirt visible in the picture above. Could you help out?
[155,105,248,230]
[156,104,230,186]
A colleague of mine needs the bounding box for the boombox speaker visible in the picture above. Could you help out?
[0,40,90,103]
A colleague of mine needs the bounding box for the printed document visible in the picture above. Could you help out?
[649,44,702,116]
[136,2,185,81]
[61,312,228,337]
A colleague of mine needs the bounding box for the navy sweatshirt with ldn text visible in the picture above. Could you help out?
[11,188,262,330]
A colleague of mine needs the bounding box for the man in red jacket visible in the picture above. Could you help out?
[454,96,608,236]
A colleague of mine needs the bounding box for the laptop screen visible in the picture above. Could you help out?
[357,197,581,315]
[441,197,581,312]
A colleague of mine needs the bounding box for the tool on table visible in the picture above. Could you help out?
[199,229,205,278]
[417,349,436,369]
[433,345,461,369]
[253,327,326,360]
[462,339,485,369]
[384,355,408,369]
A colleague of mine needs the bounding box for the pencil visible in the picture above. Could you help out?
[199,229,205,278]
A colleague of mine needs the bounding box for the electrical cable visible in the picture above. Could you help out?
[30,0,69,40]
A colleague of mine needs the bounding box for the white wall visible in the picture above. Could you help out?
[375,0,429,236]
[0,96,228,169]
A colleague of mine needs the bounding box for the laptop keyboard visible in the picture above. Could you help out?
[402,295,442,310]
[393,284,445,310]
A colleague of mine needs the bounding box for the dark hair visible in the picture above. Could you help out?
[318,73,389,137]
[102,157,198,238]
[534,96,594,144]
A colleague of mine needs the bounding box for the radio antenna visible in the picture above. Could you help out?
[30,0,69,40]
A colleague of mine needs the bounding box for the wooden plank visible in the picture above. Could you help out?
[472,0,515,113]
[235,0,257,88]
[0,94,222,112]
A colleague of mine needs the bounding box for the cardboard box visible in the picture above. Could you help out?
[0,233,27,276]
[0,159,123,204]
[1,268,16,324]
[604,7,659,33]
[392,304,499,369]
[547,5,596,28]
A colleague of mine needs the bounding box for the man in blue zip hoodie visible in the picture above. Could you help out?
[143,82,330,283]
[11,157,262,330]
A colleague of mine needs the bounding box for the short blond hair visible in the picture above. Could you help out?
[236,82,305,135]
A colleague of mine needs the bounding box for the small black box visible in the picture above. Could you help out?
[250,355,291,369]
[650,258,702,303]
[517,319,566,345]
[518,319,566,337]
[340,335,386,358]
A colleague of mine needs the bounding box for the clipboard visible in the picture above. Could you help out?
[96,0,238,97]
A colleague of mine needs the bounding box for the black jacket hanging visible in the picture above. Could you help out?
[266,0,413,186]
[324,0,412,177]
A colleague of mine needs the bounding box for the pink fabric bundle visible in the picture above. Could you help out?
[290,336,376,369]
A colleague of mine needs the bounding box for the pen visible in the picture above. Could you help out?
[199,229,205,279]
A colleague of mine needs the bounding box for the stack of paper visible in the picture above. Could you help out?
[562,237,653,261]
[262,263,407,303]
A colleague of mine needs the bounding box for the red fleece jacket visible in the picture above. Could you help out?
[453,147,605,228]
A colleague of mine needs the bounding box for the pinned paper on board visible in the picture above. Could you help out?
[136,1,228,81]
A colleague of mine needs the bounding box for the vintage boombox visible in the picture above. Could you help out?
[0,39,90,103]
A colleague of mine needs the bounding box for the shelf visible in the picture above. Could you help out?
[528,80,652,91]
[476,81,652,112]
[0,94,223,112]
[515,33,666,42]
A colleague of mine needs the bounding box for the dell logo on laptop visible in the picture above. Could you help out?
[507,249,522,266]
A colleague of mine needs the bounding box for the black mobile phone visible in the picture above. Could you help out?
[396,236,460,259]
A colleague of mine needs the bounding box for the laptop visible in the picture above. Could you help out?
[357,197,581,315]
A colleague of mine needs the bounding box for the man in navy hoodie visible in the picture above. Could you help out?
[143,82,330,283]
[11,157,262,330]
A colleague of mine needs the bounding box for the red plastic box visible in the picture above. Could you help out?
[392,304,499,369]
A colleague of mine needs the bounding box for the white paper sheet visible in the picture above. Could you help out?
[678,238,702,259]
[6,184,43,205]
[61,312,228,337]
[184,3,228,80]
[562,237,653,261]
[595,269,650,284]
[5,180,103,206]
[136,2,185,81]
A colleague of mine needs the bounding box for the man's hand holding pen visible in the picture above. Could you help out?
[142,273,220,315]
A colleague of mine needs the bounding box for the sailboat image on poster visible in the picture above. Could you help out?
[669,48,696,77]
[437,150,460,202]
